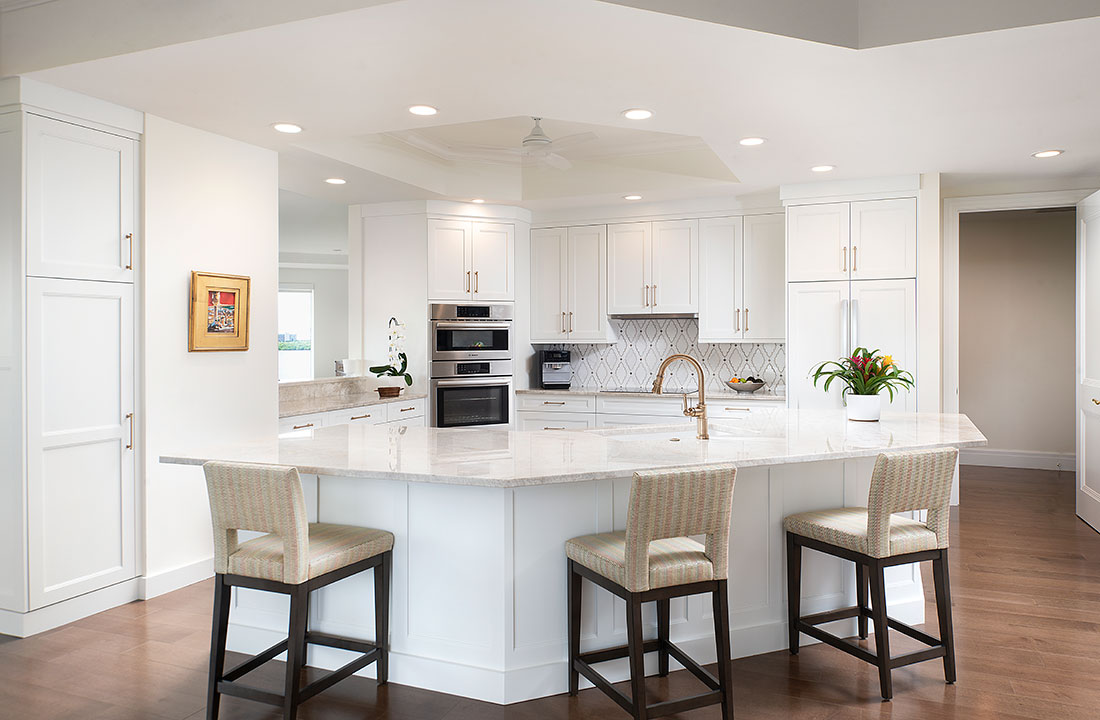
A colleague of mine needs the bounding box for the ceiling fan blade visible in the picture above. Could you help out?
[543,153,572,170]
[548,131,598,151]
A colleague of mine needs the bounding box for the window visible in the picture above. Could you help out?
[278,286,314,382]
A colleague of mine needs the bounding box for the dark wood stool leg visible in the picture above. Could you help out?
[300,590,311,667]
[786,532,802,654]
[625,593,648,720]
[283,584,309,720]
[567,560,581,695]
[856,561,869,640]
[867,561,892,701]
[656,598,670,677]
[932,550,957,684]
[712,580,734,720]
[206,574,231,720]
[375,551,392,685]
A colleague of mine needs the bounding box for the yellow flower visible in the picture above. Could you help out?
[882,355,893,368]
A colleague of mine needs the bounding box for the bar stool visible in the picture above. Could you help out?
[566,464,737,720]
[784,447,959,701]
[202,461,393,720]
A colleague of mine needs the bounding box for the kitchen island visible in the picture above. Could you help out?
[162,408,985,704]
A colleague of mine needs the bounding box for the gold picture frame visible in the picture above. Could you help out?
[189,271,251,351]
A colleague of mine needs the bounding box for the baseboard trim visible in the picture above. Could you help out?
[0,579,141,638]
[960,448,1074,471]
[139,557,214,600]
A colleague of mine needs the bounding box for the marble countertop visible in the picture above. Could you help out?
[517,387,786,401]
[279,374,426,418]
[163,409,985,488]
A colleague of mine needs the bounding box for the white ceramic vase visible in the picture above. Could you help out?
[846,393,881,422]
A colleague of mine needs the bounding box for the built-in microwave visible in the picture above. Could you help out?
[430,303,513,362]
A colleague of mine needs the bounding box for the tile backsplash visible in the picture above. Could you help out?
[550,318,785,395]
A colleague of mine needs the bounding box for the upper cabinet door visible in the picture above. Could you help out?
[651,219,699,314]
[470,222,514,301]
[850,198,917,280]
[742,214,786,342]
[427,219,472,300]
[850,279,917,412]
[567,225,612,342]
[698,216,743,343]
[786,202,850,283]
[530,228,568,343]
[607,222,651,314]
[26,115,137,283]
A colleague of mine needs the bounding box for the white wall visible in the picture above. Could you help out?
[142,116,279,589]
[278,266,348,378]
[959,209,1076,457]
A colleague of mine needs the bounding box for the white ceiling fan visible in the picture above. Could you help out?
[401,117,598,170]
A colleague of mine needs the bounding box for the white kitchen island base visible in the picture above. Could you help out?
[227,457,922,704]
[164,410,983,704]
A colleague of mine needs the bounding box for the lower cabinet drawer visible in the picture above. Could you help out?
[323,407,387,426]
[278,413,326,435]
[517,393,597,413]
[708,400,785,418]
[596,414,692,428]
[516,411,595,431]
[386,398,426,422]
[596,395,686,417]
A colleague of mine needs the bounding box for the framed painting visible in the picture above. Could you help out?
[189,271,251,351]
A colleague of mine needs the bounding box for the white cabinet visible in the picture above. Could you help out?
[608,220,698,314]
[26,277,135,609]
[279,413,327,436]
[699,214,785,343]
[850,198,917,280]
[531,226,612,343]
[787,199,916,283]
[516,412,596,431]
[25,114,138,283]
[428,219,514,301]
[385,397,426,424]
[787,203,849,283]
[786,279,916,411]
[279,398,428,437]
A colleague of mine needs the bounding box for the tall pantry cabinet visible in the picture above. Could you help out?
[786,198,918,411]
[0,88,140,634]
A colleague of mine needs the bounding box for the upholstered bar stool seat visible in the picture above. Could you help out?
[203,461,393,720]
[228,523,393,582]
[567,464,738,720]
[783,507,939,557]
[566,532,714,590]
[785,448,959,702]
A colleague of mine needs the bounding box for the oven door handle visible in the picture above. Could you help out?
[434,378,512,388]
[433,321,511,329]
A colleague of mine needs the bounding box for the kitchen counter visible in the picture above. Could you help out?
[278,375,425,418]
[162,411,984,705]
[517,386,786,402]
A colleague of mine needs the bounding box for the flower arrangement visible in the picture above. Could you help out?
[811,347,914,400]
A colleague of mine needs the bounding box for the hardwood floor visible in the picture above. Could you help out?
[2,465,1098,720]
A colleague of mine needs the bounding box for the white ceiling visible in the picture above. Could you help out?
[19,0,1100,209]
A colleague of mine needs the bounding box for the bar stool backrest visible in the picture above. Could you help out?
[203,461,310,584]
[867,448,958,558]
[625,464,737,592]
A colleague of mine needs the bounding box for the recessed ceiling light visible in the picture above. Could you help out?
[408,105,438,116]
[471,198,485,204]
[272,123,302,134]
[1032,149,1064,158]
[621,109,653,121]
[324,178,346,185]
[739,137,766,146]
[623,194,643,201]
[811,165,835,173]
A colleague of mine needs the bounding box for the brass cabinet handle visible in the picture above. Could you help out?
[125,233,134,270]
[399,407,415,412]
[466,270,471,292]
[852,245,858,272]
[562,311,567,333]
[543,426,565,430]
[643,285,649,307]
[474,270,479,293]
[125,412,134,449]
[745,307,749,333]
[568,311,574,332]
[842,246,848,272]
[292,422,314,430]
[652,284,657,307]
[543,401,566,406]
[1093,399,1100,405]
[723,407,752,412]
[735,308,740,331]
[350,413,372,420]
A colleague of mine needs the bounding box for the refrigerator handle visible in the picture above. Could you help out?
[841,298,850,354]
[851,298,859,351]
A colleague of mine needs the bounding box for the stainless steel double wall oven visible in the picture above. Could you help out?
[429,303,513,428]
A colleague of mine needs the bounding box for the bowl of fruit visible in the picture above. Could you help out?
[725,376,765,393]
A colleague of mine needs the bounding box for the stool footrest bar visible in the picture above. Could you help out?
[221,639,289,682]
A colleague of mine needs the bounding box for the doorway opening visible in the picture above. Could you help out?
[957,207,1076,471]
